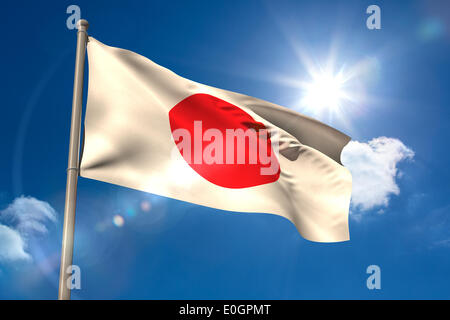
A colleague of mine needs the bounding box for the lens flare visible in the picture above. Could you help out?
[140,200,151,212]
[112,214,125,227]
[126,208,136,217]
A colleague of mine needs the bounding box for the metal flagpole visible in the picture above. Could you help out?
[58,19,89,300]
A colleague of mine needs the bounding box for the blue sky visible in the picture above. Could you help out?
[0,0,449,299]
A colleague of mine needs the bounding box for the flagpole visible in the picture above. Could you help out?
[58,19,89,300]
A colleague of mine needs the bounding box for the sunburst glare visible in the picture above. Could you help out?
[285,48,379,131]
[301,70,350,112]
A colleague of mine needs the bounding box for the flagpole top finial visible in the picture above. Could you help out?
[77,19,89,32]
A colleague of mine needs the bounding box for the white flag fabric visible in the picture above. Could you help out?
[80,37,352,242]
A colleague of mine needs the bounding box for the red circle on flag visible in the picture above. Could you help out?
[169,93,280,188]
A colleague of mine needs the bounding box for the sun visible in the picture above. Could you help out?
[302,71,348,112]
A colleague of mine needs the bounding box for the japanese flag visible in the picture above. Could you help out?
[80,37,352,242]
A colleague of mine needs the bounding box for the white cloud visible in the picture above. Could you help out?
[0,225,31,262]
[341,137,414,212]
[1,196,57,236]
[0,196,57,263]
